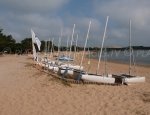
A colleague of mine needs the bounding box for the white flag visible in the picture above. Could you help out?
[35,36,41,51]
[31,29,36,60]
[31,29,41,51]
[31,29,36,43]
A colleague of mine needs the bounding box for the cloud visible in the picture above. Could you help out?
[60,17,103,46]
[0,0,150,46]
[0,0,70,13]
[93,0,150,46]
[0,0,70,41]
[94,0,150,22]
[66,17,101,33]
[94,0,150,29]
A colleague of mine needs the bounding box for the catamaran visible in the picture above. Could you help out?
[113,20,145,84]
[73,16,116,84]
[58,24,84,77]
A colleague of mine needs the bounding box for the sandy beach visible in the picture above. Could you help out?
[0,54,150,115]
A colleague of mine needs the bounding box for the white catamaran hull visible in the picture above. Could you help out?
[53,66,59,72]
[48,65,59,72]
[81,74,115,84]
[124,77,145,83]
[58,64,83,76]
[60,64,83,70]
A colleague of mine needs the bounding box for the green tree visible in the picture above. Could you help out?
[0,28,16,53]
[21,38,32,51]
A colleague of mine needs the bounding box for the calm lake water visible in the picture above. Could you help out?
[89,50,150,66]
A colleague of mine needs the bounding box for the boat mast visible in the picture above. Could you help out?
[57,29,62,60]
[87,47,91,72]
[48,38,50,57]
[96,16,109,75]
[45,40,47,57]
[69,24,75,60]
[50,38,54,59]
[104,48,107,76]
[73,34,78,60]
[129,19,132,75]
[80,21,91,69]
[31,29,37,61]
[66,35,70,56]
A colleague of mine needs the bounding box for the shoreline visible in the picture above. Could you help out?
[103,60,150,68]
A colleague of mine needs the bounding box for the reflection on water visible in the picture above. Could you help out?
[90,50,150,66]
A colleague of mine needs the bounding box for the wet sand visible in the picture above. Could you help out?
[0,55,150,115]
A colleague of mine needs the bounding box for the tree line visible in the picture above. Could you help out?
[0,28,84,54]
[0,28,98,54]
[0,29,43,54]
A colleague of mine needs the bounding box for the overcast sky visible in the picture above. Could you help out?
[0,0,150,47]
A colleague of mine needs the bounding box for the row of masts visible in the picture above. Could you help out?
[36,17,134,76]
[43,26,79,61]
